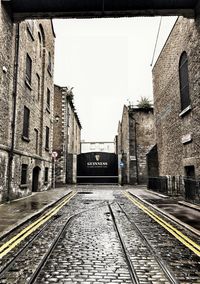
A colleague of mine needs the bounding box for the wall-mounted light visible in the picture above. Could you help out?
[3,66,7,73]
[55,115,60,123]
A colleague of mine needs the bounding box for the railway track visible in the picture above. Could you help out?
[0,188,199,283]
[108,202,179,284]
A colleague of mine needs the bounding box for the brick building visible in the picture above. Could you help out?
[0,3,55,202]
[53,85,81,185]
[153,16,200,179]
[117,105,155,184]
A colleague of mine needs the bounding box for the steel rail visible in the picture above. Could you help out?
[107,202,140,284]
[124,192,200,256]
[0,191,76,258]
[117,202,179,284]
[27,214,75,284]
[0,218,55,279]
[28,201,108,284]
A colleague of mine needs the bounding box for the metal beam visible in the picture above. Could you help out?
[2,0,199,20]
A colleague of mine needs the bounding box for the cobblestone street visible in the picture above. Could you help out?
[0,186,199,284]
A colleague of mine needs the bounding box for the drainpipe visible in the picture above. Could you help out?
[7,23,20,202]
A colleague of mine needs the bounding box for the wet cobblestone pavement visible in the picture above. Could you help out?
[0,186,199,284]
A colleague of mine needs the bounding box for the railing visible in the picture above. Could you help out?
[148,176,200,204]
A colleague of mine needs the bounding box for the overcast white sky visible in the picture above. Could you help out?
[53,17,177,142]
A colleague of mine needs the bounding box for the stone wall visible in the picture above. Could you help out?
[0,4,55,202]
[53,85,81,185]
[0,4,14,201]
[118,105,155,184]
[153,16,200,178]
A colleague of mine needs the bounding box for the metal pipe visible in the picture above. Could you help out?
[7,23,20,202]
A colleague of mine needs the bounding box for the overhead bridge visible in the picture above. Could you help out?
[2,0,200,20]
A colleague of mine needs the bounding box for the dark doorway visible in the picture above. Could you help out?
[77,152,118,184]
[32,166,41,192]
[185,165,195,178]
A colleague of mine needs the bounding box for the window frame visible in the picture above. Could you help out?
[25,53,32,86]
[44,167,49,183]
[22,106,30,141]
[47,88,51,111]
[45,126,50,150]
[179,51,191,113]
[21,164,28,186]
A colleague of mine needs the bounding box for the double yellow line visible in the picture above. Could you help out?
[0,191,77,259]
[124,191,200,257]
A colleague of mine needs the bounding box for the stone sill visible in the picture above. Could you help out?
[47,67,53,77]
[25,79,32,90]
[46,106,50,113]
[22,136,30,143]
[20,184,28,189]
[179,105,192,117]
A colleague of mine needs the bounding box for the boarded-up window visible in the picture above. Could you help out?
[21,164,28,185]
[179,52,190,111]
[23,106,30,139]
[26,54,32,84]
[45,126,49,149]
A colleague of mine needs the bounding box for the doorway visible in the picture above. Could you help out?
[32,166,41,192]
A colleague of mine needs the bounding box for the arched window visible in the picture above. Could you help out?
[48,52,52,73]
[179,52,190,111]
[38,32,42,57]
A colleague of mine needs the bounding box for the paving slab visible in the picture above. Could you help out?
[127,186,200,233]
[0,186,73,238]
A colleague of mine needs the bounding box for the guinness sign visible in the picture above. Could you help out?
[77,152,118,184]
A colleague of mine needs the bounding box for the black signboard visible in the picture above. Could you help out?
[77,152,118,184]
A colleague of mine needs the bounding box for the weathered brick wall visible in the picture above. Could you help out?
[10,20,55,199]
[118,106,155,184]
[0,4,14,201]
[153,16,200,178]
[53,86,81,185]
[120,106,130,184]
[129,108,155,184]
[0,9,55,202]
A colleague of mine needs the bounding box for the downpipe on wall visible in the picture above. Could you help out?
[7,23,20,202]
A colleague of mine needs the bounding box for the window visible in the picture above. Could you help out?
[21,164,28,185]
[38,32,42,57]
[34,129,39,154]
[45,167,49,183]
[23,106,30,140]
[45,126,49,150]
[48,52,52,73]
[179,52,190,111]
[36,74,40,100]
[26,54,32,85]
[47,88,50,110]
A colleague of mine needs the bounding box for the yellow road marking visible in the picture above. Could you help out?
[124,191,200,257]
[0,191,77,259]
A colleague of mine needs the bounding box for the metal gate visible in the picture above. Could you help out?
[77,152,118,184]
